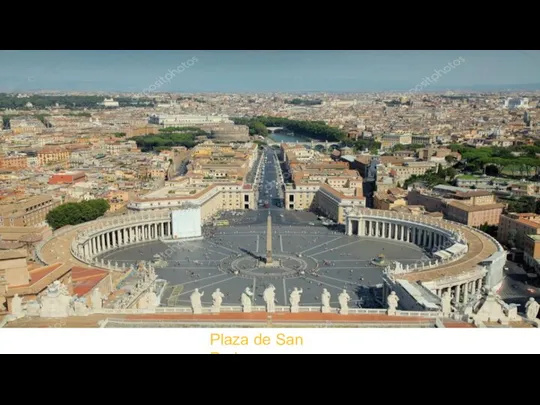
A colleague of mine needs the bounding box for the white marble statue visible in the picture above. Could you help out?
[148,264,157,280]
[263,285,277,313]
[137,261,146,272]
[138,291,159,310]
[241,287,254,313]
[321,288,331,313]
[26,300,41,317]
[11,294,24,318]
[338,290,351,315]
[190,288,204,314]
[289,287,303,313]
[40,281,73,318]
[72,299,90,316]
[441,291,452,316]
[387,291,399,315]
[212,288,225,313]
[525,298,540,321]
[147,291,159,309]
[58,282,70,296]
[91,289,103,310]
[394,262,403,273]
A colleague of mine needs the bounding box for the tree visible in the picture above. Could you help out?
[479,223,498,238]
[46,199,110,230]
[445,167,457,180]
[485,164,500,176]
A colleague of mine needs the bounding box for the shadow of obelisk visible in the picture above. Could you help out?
[266,212,273,264]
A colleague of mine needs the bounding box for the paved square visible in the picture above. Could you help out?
[100,213,427,308]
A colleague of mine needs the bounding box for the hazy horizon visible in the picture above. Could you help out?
[1,50,540,93]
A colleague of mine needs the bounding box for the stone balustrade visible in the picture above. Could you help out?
[67,306,443,318]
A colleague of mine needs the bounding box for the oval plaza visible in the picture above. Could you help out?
[57,204,506,316]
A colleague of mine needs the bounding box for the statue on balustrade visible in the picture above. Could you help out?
[338,290,351,315]
[11,294,24,318]
[289,287,303,313]
[137,261,147,273]
[241,287,254,313]
[525,298,540,321]
[321,288,331,313]
[190,288,204,314]
[394,262,404,273]
[72,298,90,316]
[40,281,73,318]
[387,291,399,315]
[441,291,452,316]
[212,288,225,313]
[91,289,103,310]
[263,285,277,313]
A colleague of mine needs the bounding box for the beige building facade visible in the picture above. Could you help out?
[0,195,60,228]
[498,213,540,250]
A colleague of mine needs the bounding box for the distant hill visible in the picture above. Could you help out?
[435,83,540,92]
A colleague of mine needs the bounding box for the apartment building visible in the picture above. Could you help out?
[0,154,28,170]
[0,195,60,228]
[411,134,435,146]
[48,171,87,185]
[380,133,412,149]
[126,142,258,221]
[188,141,258,181]
[373,188,408,211]
[9,117,46,134]
[103,190,130,212]
[418,148,461,162]
[407,185,505,227]
[389,161,438,182]
[128,180,256,222]
[498,213,540,250]
[206,124,250,142]
[37,146,70,166]
[148,114,232,127]
[106,141,138,155]
[282,145,365,224]
[524,235,540,270]
[508,181,540,197]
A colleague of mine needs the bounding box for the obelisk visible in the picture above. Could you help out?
[266,212,273,264]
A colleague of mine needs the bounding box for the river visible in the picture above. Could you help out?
[268,131,309,143]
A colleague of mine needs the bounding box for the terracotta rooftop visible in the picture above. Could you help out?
[71,266,109,297]
[400,222,499,283]
[446,200,506,212]
[0,249,27,261]
[29,263,63,284]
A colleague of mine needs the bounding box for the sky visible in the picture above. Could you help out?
[0,50,539,93]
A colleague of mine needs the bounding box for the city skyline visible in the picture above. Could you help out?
[1,50,540,93]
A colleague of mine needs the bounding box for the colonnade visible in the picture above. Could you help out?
[79,221,173,258]
[71,212,174,264]
[345,211,490,306]
[434,278,484,306]
[346,217,452,252]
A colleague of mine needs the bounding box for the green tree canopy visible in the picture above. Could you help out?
[46,199,110,230]
[231,116,347,142]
